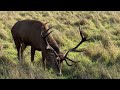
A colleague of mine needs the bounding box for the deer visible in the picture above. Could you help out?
[11,20,88,75]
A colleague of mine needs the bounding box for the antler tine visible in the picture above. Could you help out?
[64,57,80,66]
[41,26,53,38]
[65,59,73,66]
[44,31,53,38]
[70,48,86,52]
[45,26,53,33]
[44,22,49,25]
[79,25,84,39]
[66,57,80,63]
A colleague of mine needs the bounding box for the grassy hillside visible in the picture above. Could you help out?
[0,11,120,79]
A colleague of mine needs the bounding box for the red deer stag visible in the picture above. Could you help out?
[11,20,88,75]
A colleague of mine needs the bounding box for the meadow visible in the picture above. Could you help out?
[0,11,120,79]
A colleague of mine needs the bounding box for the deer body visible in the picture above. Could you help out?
[11,20,62,74]
[12,20,59,59]
[11,19,88,75]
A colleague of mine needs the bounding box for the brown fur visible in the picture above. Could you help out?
[11,20,62,75]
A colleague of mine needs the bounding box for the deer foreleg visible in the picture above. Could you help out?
[31,47,35,62]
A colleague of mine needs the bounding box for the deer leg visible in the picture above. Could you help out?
[31,47,35,62]
[21,43,27,61]
[58,61,62,76]
[42,52,46,70]
[13,38,21,61]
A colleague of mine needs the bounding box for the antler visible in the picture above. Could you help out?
[63,25,88,66]
[41,21,53,38]
[41,25,59,58]
[41,26,53,38]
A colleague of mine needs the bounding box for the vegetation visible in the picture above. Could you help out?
[0,11,120,79]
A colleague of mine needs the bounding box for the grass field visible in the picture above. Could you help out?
[0,11,120,79]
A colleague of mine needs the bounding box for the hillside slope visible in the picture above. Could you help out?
[0,11,120,79]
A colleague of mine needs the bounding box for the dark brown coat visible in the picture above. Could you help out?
[11,20,62,74]
[11,19,88,75]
